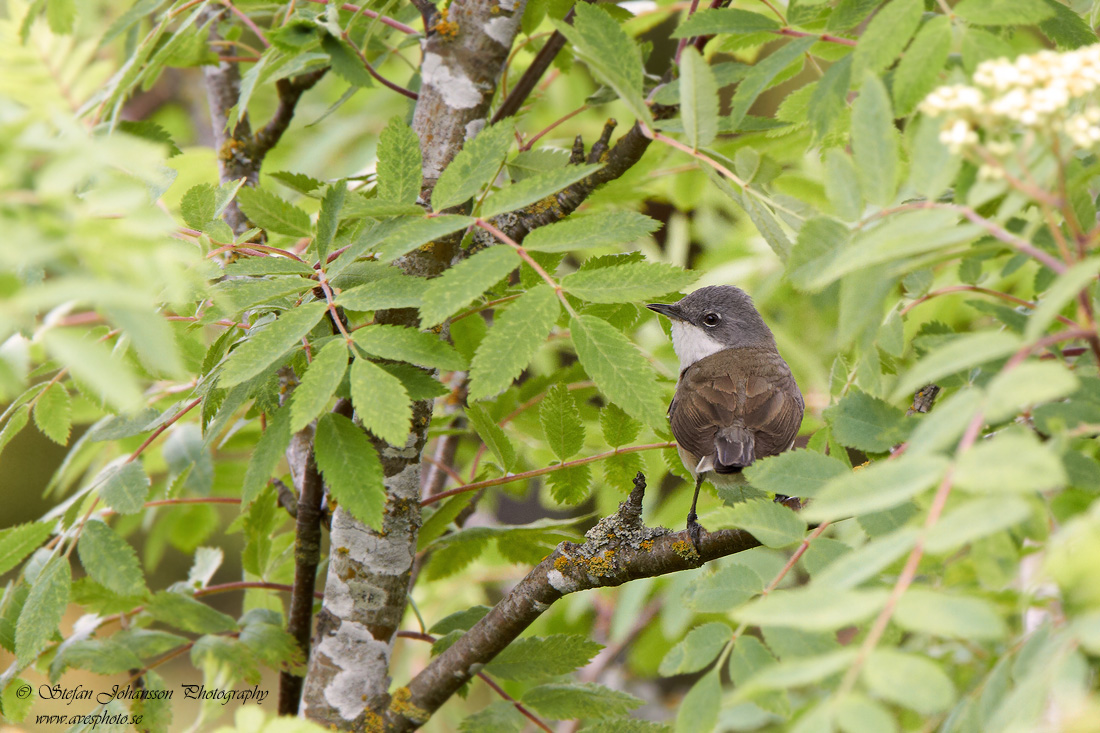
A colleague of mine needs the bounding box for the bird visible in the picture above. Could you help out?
[647,285,804,549]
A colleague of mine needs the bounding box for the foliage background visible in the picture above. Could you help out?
[1,0,1100,731]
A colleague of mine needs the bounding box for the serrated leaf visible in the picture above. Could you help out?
[377,116,422,205]
[824,389,910,453]
[744,450,849,498]
[269,170,323,195]
[679,47,719,149]
[146,591,238,634]
[894,589,1007,640]
[600,403,641,448]
[548,462,592,504]
[851,0,922,78]
[954,0,1054,25]
[241,404,292,506]
[738,649,856,692]
[660,622,732,676]
[466,403,517,472]
[736,587,888,631]
[0,522,53,577]
[33,382,71,445]
[15,557,70,665]
[891,331,1021,403]
[479,164,600,219]
[353,324,467,370]
[954,431,1066,493]
[1026,258,1100,341]
[893,16,952,116]
[925,496,1032,554]
[863,650,955,714]
[539,383,585,461]
[314,179,346,260]
[522,682,643,720]
[320,31,374,87]
[212,277,313,313]
[570,314,667,430]
[727,37,816,134]
[431,122,515,211]
[507,148,571,181]
[0,406,29,460]
[224,257,315,276]
[315,413,386,529]
[802,455,950,522]
[561,262,697,303]
[419,246,521,327]
[337,275,429,311]
[220,303,328,387]
[706,499,806,548]
[290,340,348,432]
[181,183,216,230]
[77,520,145,597]
[236,187,312,237]
[43,329,143,413]
[429,605,491,634]
[468,285,559,400]
[812,528,917,590]
[673,7,779,36]
[810,55,852,143]
[361,215,475,263]
[675,670,720,733]
[685,562,764,612]
[350,357,412,446]
[985,361,1079,423]
[98,460,150,514]
[378,362,449,401]
[486,634,602,680]
[851,72,897,207]
[523,210,661,253]
[459,702,526,732]
[1039,0,1097,49]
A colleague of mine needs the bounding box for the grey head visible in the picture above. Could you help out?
[646,285,776,368]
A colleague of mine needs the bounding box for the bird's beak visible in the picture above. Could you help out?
[646,303,687,321]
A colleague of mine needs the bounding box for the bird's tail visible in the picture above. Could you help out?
[714,425,754,474]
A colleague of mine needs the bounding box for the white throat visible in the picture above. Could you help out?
[669,321,725,368]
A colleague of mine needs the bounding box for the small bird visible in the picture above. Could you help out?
[647,286,804,549]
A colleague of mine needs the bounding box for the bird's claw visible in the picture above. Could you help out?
[686,514,704,554]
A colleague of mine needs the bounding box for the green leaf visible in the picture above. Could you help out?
[220,303,328,387]
[212,277,313,313]
[378,363,450,401]
[824,150,863,222]
[985,361,1079,423]
[77,520,146,597]
[290,339,349,432]
[236,186,312,237]
[600,403,641,448]
[465,403,517,472]
[459,702,526,733]
[353,324,468,371]
[181,183,216,230]
[15,557,70,665]
[735,587,888,631]
[314,179,346,261]
[891,331,1022,403]
[894,589,1008,640]
[1026,258,1100,341]
[377,117,422,205]
[540,383,585,461]
[2,676,34,723]
[954,0,1054,25]
[431,122,515,211]
[675,670,720,733]
[522,210,661,253]
[813,528,918,590]
[851,0,922,78]
[507,148,571,181]
[727,37,816,134]
[43,329,143,413]
[674,8,779,36]
[728,635,776,685]
[523,682,643,720]
[479,164,600,219]
[321,31,374,87]
[145,591,239,634]
[802,455,950,522]
[337,274,429,311]
[314,413,386,530]
[925,496,1032,554]
[679,47,719,149]
[954,430,1067,493]
[548,463,592,504]
[0,406,29,461]
[660,622,732,676]
[0,522,53,576]
[569,314,667,430]
[824,389,910,453]
[429,605,491,634]
[744,450,849,498]
[686,562,764,612]
[241,404,292,506]
[46,0,75,34]
[863,650,955,714]
[486,634,602,680]
[1039,0,1097,49]
[835,694,898,733]
[350,357,412,446]
[827,0,884,31]
[363,215,476,264]
[98,460,150,514]
[419,246,521,327]
[851,73,897,207]
[707,499,806,548]
[562,262,697,304]
[33,382,71,445]
[738,649,856,691]
[893,16,952,116]
[468,285,559,400]
[809,55,852,143]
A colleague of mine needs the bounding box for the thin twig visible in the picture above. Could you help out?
[341,31,418,100]
[900,285,1079,328]
[303,0,419,35]
[221,0,271,48]
[474,218,577,316]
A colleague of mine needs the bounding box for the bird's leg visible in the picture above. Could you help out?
[686,473,705,552]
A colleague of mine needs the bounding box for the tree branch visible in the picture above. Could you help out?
[383,473,763,730]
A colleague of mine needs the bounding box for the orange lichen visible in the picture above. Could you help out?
[672,540,699,561]
[554,555,572,571]
[389,687,429,724]
[639,539,654,551]
[432,8,459,39]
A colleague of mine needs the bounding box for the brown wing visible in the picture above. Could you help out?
[669,348,804,470]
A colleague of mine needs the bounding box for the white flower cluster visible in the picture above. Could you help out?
[920,44,1100,153]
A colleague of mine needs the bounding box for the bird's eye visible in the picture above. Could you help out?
[702,313,720,327]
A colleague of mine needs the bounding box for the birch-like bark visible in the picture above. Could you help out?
[300,1,527,726]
